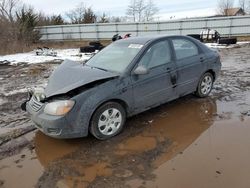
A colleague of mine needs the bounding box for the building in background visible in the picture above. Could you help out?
[224,8,245,16]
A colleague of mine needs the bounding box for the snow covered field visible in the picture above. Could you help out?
[0,48,92,65]
[205,41,250,49]
[0,42,249,65]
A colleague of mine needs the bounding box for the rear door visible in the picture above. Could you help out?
[131,40,177,111]
[171,37,205,96]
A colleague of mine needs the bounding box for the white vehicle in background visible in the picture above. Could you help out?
[35,47,57,57]
[200,28,237,44]
[200,28,220,42]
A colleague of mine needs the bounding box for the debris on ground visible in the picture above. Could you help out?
[35,47,57,57]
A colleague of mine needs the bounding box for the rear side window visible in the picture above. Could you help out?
[172,39,199,60]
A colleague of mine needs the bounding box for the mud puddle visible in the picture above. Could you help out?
[127,92,250,188]
[1,92,247,188]
[0,96,218,188]
[0,131,85,188]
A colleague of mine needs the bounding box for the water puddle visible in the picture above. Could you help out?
[34,97,219,187]
[0,148,43,188]
[1,92,249,188]
[0,131,85,188]
[128,118,250,188]
[34,132,85,167]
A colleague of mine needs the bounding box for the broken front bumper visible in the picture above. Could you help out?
[25,96,87,139]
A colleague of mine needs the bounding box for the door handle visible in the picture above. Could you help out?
[200,57,205,62]
[166,67,171,73]
[170,75,177,86]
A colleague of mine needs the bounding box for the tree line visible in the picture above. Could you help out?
[1,0,250,54]
[0,0,159,54]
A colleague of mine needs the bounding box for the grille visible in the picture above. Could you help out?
[29,96,43,112]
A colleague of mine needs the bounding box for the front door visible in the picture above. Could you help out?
[131,40,177,111]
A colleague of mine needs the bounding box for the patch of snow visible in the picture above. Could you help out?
[205,41,250,49]
[0,48,92,65]
[3,88,28,96]
[0,98,5,105]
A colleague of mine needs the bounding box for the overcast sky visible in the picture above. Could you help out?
[21,0,223,20]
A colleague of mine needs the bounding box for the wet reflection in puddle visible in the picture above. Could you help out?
[0,131,86,188]
[116,98,216,165]
[2,94,248,188]
[33,97,218,187]
[0,147,43,188]
[129,118,250,188]
[34,132,85,167]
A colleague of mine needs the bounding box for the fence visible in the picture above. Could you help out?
[37,15,250,41]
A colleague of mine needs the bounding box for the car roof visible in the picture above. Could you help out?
[114,35,183,45]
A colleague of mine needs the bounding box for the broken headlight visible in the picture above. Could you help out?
[33,87,46,102]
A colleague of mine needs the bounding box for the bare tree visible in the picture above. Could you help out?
[136,0,147,22]
[144,0,159,21]
[66,2,85,24]
[0,0,20,22]
[126,0,147,22]
[98,13,109,23]
[239,0,246,11]
[127,0,158,22]
[247,0,250,14]
[238,0,250,14]
[66,3,96,24]
[126,0,138,22]
[0,1,42,54]
[217,0,235,15]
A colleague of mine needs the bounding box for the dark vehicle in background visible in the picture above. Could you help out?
[24,35,221,140]
[188,28,237,44]
[80,41,105,53]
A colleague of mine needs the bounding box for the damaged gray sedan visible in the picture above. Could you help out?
[23,35,221,140]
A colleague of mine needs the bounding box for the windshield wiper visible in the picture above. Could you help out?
[91,66,108,72]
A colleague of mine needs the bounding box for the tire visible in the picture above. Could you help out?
[218,37,237,45]
[195,72,214,98]
[80,46,96,53]
[89,41,101,48]
[90,102,126,140]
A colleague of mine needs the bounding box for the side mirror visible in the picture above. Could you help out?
[133,65,149,75]
[82,59,88,64]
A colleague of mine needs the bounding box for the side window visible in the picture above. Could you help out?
[172,39,199,60]
[138,40,171,69]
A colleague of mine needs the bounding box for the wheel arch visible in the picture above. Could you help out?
[206,69,216,80]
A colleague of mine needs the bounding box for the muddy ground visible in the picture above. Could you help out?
[0,45,250,188]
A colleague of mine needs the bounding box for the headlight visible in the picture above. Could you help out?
[33,87,46,102]
[44,100,75,116]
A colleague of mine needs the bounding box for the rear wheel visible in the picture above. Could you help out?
[195,72,214,98]
[90,102,126,140]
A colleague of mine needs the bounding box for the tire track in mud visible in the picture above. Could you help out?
[0,63,57,159]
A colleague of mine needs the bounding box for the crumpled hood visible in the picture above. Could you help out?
[45,60,119,98]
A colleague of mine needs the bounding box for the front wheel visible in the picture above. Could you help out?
[195,72,214,98]
[90,102,126,140]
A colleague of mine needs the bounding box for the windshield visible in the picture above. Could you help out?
[86,42,143,73]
